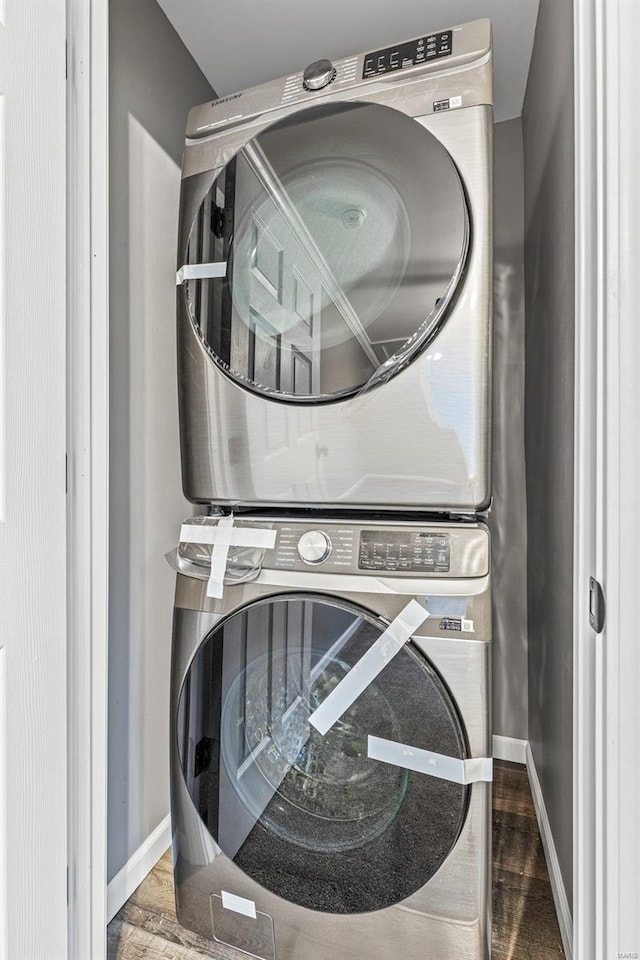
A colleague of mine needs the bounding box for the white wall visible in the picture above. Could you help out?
[108,0,213,881]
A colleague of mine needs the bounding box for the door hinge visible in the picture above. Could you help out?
[589,577,606,633]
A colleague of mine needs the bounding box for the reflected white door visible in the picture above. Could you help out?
[0,3,67,958]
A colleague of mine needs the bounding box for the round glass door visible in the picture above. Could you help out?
[176,595,469,914]
[183,102,469,401]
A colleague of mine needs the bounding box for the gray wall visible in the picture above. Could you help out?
[108,0,213,881]
[491,117,528,741]
[522,0,574,906]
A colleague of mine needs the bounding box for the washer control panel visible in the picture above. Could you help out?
[270,523,473,577]
[358,531,450,573]
[275,525,356,570]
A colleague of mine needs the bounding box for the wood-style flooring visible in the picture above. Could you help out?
[108,760,565,960]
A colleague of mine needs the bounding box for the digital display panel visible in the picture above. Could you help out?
[363,31,453,79]
[359,531,450,573]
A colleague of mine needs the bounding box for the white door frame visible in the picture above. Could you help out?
[66,0,109,957]
[572,1,599,956]
[65,0,640,957]
[573,0,640,957]
[596,0,640,956]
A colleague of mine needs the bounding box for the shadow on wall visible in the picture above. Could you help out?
[490,117,528,744]
[107,0,214,884]
[491,254,528,743]
[109,110,191,883]
[523,113,575,911]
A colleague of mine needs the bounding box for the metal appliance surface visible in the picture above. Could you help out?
[170,514,492,960]
[177,19,493,511]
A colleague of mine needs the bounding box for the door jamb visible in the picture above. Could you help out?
[598,1,640,956]
[573,1,599,957]
[573,0,640,956]
[66,0,109,957]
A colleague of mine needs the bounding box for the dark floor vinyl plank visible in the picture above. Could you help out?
[493,762,536,819]
[492,869,565,960]
[108,917,215,960]
[126,849,177,921]
[493,808,550,882]
[117,903,237,960]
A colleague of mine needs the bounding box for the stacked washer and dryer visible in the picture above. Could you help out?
[170,18,493,960]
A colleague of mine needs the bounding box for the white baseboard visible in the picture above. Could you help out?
[493,734,527,764]
[106,814,171,923]
[525,743,573,960]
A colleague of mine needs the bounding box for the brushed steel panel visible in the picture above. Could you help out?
[177,103,492,510]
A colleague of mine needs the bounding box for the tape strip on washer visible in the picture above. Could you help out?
[308,599,430,736]
[367,735,493,784]
[176,261,228,285]
[179,516,277,599]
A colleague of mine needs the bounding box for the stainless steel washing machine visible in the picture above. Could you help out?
[169,513,492,960]
[176,18,493,512]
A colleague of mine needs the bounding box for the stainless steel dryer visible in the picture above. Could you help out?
[170,514,492,960]
[177,19,493,512]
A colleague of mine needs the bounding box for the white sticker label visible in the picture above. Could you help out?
[221,891,257,919]
[449,95,463,108]
[462,618,474,632]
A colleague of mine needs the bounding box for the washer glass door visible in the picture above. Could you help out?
[176,595,469,914]
[183,102,468,401]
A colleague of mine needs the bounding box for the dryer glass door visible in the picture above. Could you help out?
[183,102,468,401]
[176,595,469,914]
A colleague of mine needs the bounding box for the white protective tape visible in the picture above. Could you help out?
[179,517,277,599]
[368,735,493,785]
[221,890,257,920]
[308,599,430,736]
[176,261,228,285]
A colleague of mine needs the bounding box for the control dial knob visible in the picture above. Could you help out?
[302,59,336,91]
[297,530,331,564]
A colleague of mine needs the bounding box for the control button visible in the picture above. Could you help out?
[303,59,336,91]
[297,530,332,564]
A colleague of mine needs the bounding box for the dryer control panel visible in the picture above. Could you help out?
[362,31,452,79]
[184,18,491,141]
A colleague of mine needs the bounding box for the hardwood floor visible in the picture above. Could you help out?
[492,762,566,959]
[108,761,566,960]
